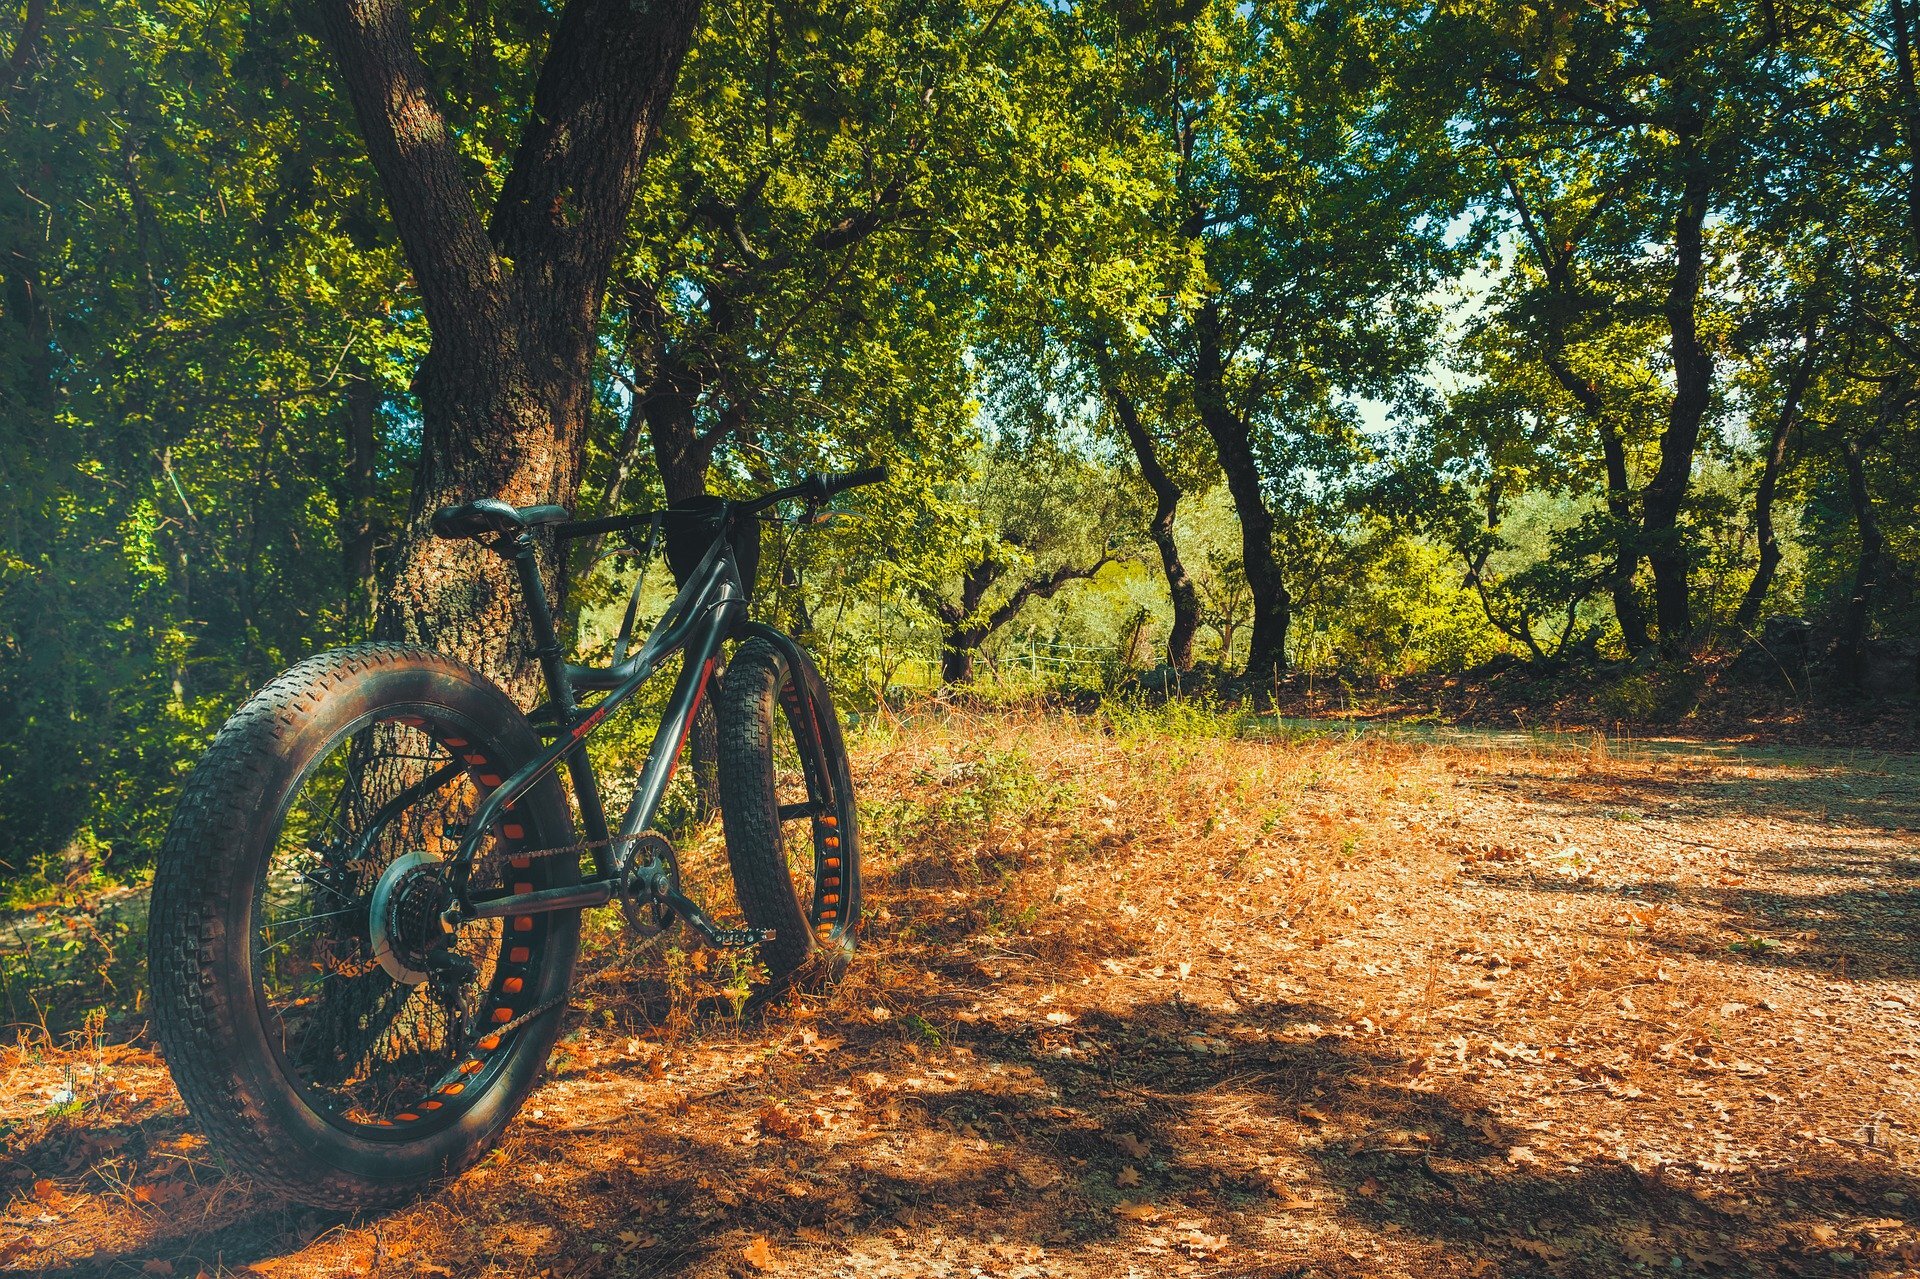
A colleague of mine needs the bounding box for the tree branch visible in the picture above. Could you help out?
[317,0,508,353]
[984,554,1117,635]
[489,0,701,351]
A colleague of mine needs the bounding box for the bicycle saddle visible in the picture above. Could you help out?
[429,498,572,540]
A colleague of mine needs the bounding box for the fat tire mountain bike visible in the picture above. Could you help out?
[146,468,883,1209]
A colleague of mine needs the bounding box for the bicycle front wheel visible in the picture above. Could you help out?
[716,637,861,986]
[148,644,580,1208]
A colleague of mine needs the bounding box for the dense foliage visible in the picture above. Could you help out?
[1,0,1914,888]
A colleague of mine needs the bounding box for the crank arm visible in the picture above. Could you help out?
[659,889,772,949]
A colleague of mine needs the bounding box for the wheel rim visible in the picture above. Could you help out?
[774,678,856,951]
[251,706,561,1138]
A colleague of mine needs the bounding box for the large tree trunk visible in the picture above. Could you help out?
[941,629,986,685]
[1642,162,1716,659]
[933,562,999,687]
[1193,301,1290,684]
[1098,354,1199,670]
[1733,330,1818,633]
[318,0,700,699]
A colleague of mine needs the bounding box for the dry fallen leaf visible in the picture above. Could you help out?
[1115,1202,1159,1222]
[1269,1181,1312,1210]
[1115,1166,1142,1188]
[1111,1131,1150,1159]
[743,1235,774,1271]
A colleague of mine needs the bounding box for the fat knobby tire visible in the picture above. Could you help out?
[147,643,579,1209]
[716,637,860,984]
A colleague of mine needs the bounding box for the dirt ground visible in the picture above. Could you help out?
[2,707,1918,1277]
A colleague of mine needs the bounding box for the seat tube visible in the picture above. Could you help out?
[510,533,614,870]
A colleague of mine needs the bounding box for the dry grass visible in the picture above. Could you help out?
[1,703,1918,1276]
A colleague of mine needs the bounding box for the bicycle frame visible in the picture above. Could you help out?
[436,515,752,922]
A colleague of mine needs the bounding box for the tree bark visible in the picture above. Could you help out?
[1193,300,1290,684]
[1642,161,1716,658]
[1733,329,1818,633]
[317,0,700,700]
[1836,426,1884,689]
[1097,359,1199,670]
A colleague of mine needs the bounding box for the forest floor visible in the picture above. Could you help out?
[1,705,1918,1277]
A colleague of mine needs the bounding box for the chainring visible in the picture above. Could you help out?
[617,831,681,937]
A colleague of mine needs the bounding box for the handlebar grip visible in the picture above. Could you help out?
[817,465,889,498]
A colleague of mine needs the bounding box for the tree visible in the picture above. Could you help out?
[912,437,1133,685]
[1434,0,1856,658]
[1068,0,1474,685]
[0,0,416,873]
[316,0,701,696]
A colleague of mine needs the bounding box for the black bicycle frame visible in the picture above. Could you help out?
[444,519,749,921]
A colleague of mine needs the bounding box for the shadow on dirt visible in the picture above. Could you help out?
[23,988,1920,1276]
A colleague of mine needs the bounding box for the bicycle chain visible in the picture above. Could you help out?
[343,829,645,883]
[323,833,667,981]
[466,829,650,882]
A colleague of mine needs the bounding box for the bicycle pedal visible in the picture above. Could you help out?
[704,927,773,949]
[658,887,771,948]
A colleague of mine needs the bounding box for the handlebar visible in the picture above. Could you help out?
[740,464,890,515]
[544,465,889,542]
[820,464,890,498]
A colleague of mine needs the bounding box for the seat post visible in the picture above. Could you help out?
[509,533,575,718]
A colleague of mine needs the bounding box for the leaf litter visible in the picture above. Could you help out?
[0,709,1914,1275]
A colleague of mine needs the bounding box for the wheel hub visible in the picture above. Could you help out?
[368,852,455,985]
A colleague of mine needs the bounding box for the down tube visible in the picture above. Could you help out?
[616,599,737,849]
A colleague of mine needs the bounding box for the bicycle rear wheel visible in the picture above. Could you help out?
[148,644,579,1208]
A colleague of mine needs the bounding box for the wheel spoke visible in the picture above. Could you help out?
[264,904,361,930]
